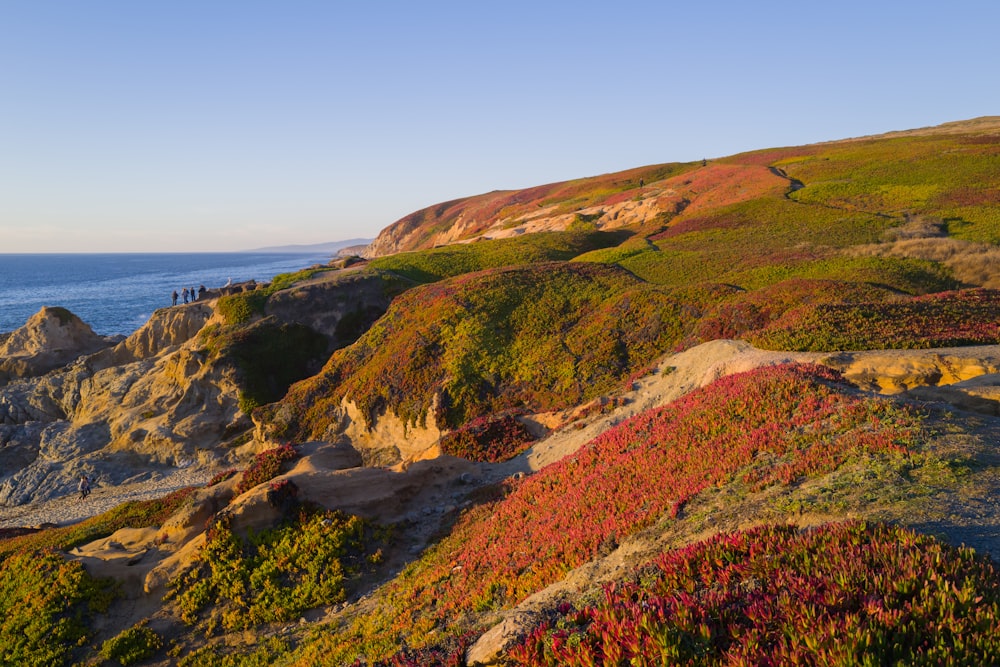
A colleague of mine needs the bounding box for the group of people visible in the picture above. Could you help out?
[171,285,207,306]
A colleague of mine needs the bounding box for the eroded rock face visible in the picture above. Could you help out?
[823,346,1000,395]
[0,269,399,507]
[263,270,399,347]
[0,307,120,386]
[0,303,236,504]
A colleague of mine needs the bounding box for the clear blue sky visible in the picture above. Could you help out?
[2,1,997,252]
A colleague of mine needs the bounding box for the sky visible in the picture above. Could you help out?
[1,1,998,253]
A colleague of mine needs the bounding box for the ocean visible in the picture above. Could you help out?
[0,252,335,337]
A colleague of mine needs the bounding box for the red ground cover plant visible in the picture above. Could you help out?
[510,521,1000,666]
[234,444,298,495]
[206,469,239,487]
[325,364,923,662]
[438,412,535,463]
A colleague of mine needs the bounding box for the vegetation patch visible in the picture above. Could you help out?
[100,621,163,666]
[0,550,114,666]
[511,521,1000,666]
[0,486,196,557]
[234,444,298,495]
[168,506,380,634]
[750,288,1000,351]
[291,364,923,663]
[368,230,630,283]
[216,267,333,326]
[203,316,329,414]
[438,412,535,463]
[263,262,693,440]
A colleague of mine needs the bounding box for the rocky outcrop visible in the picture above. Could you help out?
[263,268,401,347]
[0,302,235,505]
[822,346,1000,395]
[0,263,408,507]
[0,307,120,386]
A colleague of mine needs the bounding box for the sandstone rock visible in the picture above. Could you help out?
[823,346,1000,394]
[0,307,118,385]
[466,610,545,666]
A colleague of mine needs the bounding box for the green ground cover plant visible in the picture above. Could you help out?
[100,622,164,666]
[368,230,630,283]
[168,506,380,635]
[263,262,693,440]
[768,135,1000,243]
[0,550,114,666]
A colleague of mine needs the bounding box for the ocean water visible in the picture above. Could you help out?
[0,252,334,337]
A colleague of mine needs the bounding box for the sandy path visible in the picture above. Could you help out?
[0,467,217,529]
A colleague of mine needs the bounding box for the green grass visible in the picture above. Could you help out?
[367,230,631,283]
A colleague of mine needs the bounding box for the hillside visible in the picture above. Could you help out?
[0,117,999,665]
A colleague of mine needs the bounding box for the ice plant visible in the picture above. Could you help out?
[510,521,1000,666]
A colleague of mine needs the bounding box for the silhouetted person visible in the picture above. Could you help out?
[171,290,178,306]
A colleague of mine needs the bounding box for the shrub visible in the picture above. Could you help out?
[100,622,163,666]
[168,507,377,633]
[234,444,298,495]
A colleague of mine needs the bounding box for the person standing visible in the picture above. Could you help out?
[182,287,189,304]
[171,290,178,306]
[78,475,91,500]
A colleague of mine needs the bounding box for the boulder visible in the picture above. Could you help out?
[0,307,118,385]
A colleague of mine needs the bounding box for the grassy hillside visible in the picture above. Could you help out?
[3,118,1000,666]
[263,261,691,440]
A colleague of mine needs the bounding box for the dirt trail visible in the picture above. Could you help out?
[0,466,216,529]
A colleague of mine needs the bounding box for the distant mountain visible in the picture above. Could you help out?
[243,238,372,254]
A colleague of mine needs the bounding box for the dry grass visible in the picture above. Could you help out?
[850,216,1000,288]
